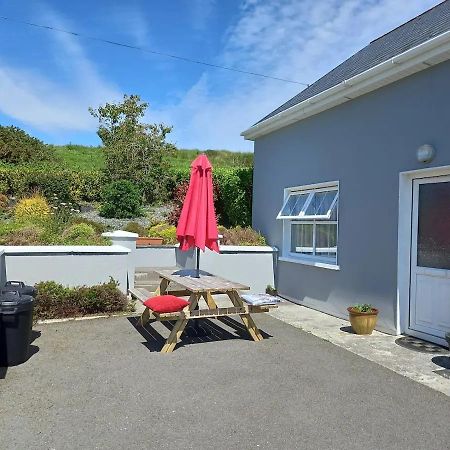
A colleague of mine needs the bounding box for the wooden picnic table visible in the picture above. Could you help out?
[135,268,277,353]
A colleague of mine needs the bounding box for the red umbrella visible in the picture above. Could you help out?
[176,154,220,274]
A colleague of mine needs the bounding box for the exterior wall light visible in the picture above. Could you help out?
[416,144,436,163]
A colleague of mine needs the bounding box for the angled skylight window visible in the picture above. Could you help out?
[278,192,309,218]
[303,190,338,219]
[277,189,338,220]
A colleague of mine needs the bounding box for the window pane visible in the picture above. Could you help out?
[290,223,313,255]
[316,224,337,260]
[280,193,309,217]
[305,190,337,217]
[417,182,450,269]
[329,196,338,221]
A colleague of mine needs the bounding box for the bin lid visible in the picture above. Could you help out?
[3,281,37,297]
[0,290,33,314]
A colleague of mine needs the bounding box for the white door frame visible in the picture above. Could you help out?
[398,164,450,346]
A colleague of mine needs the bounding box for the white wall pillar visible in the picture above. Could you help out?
[102,231,138,290]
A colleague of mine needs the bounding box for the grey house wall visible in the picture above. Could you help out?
[252,60,450,334]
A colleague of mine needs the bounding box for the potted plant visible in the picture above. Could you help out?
[266,285,278,296]
[347,304,379,335]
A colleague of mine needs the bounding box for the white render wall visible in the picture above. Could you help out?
[2,246,130,293]
[134,246,178,269]
[0,240,277,296]
[134,244,277,294]
[200,246,277,293]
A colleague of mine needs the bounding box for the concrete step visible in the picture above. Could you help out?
[135,267,177,281]
[134,283,158,291]
[135,266,181,291]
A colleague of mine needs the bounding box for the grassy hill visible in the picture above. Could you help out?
[51,145,253,171]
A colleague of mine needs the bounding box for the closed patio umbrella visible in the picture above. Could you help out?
[176,154,220,276]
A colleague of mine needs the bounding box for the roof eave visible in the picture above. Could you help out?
[241,30,450,141]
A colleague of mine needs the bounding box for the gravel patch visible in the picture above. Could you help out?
[78,204,172,231]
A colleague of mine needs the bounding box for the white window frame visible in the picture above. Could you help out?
[278,181,339,269]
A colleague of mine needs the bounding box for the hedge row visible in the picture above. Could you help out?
[0,166,253,227]
[0,166,105,202]
[34,278,129,321]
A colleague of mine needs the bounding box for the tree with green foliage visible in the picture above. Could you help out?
[89,94,176,203]
[0,125,54,164]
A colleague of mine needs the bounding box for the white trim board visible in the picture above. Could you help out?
[242,30,450,140]
[1,245,130,255]
[397,164,450,347]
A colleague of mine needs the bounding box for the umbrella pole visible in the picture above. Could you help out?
[185,247,209,336]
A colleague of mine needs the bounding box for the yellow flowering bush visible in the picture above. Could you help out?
[148,223,178,245]
[14,194,51,223]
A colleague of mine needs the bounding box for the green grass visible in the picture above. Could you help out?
[51,144,104,171]
[167,149,253,169]
[51,145,253,171]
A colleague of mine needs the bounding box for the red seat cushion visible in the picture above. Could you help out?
[143,295,190,313]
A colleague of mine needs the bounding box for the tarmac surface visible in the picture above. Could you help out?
[1,314,449,450]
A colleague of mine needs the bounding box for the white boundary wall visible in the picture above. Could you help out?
[1,246,130,293]
[132,244,277,293]
[200,246,277,293]
[0,235,277,296]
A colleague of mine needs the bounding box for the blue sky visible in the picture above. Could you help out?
[0,0,440,150]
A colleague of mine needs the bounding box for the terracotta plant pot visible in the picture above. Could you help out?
[136,236,164,246]
[347,307,379,335]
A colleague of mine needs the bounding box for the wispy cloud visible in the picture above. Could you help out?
[110,3,150,47]
[157,0,439,151]
[190,0,217,31]
[0,6,121,133]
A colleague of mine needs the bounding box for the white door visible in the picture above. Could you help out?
[410,175,450,344]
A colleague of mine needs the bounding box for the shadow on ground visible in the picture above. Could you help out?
[28,329,41,361]
[340,326,355,334]
[127,316,272,352]
[432,355,450,369]
[0,329,40,379]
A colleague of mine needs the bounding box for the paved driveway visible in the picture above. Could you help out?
[1,315,449,450]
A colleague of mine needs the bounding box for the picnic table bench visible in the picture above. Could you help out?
[130,268,277,353]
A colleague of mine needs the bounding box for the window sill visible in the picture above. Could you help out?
[278,256,340,271]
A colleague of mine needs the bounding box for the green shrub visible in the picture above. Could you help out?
[61,223,96,244]
[69,171,105,202]
[100,180,142,219]
[69,217,106,234]
[148,222,177,244]
[14,194,51,224]
[59,222,109,245]
[34,278,129,321]
[7,225,45,245]
[124,221,147,236]
[218,226,266,246]
[0,125,54,164]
